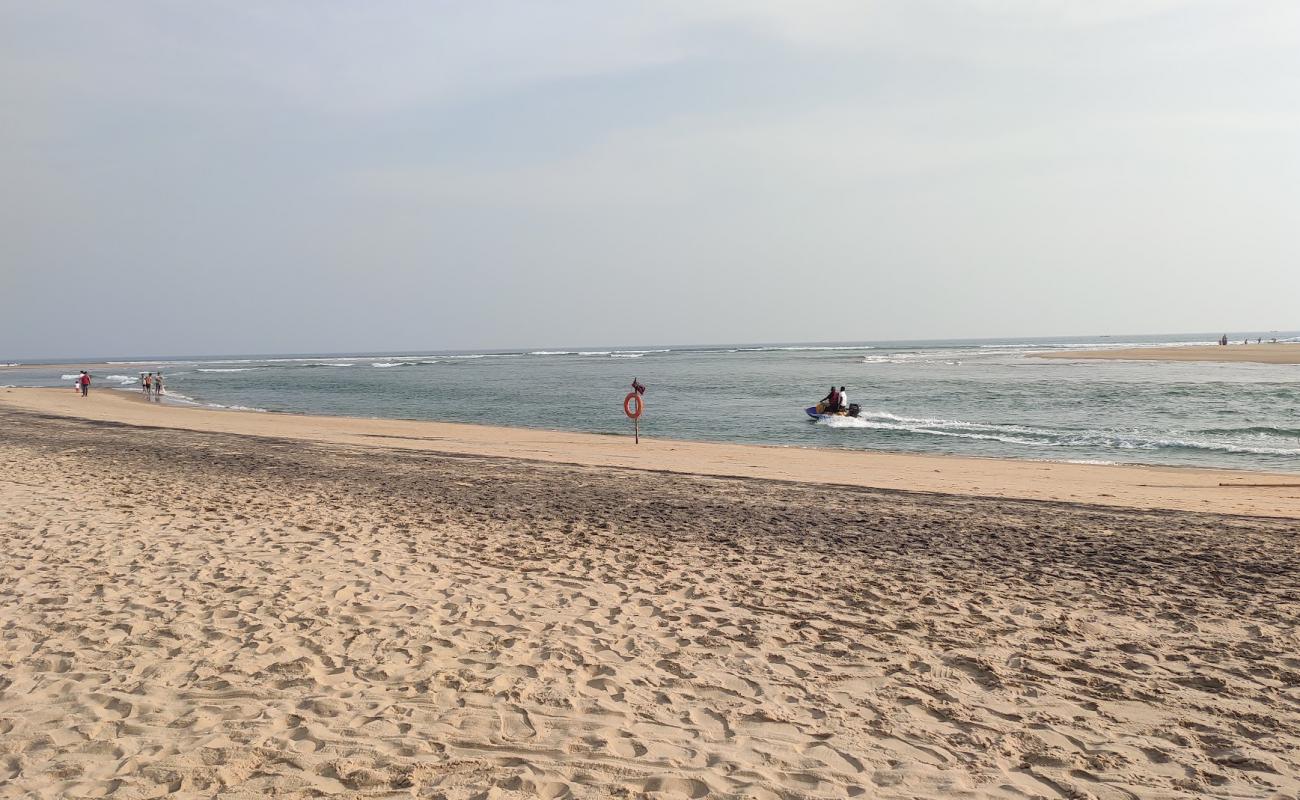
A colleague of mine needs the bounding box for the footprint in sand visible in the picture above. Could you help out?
[643,776,709,798]
[498,704,535,740]
[608,736,647,758]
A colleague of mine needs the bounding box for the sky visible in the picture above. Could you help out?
[2,1,1297,359]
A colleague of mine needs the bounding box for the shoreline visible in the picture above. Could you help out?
[1035,342,1300,364]
[4,387,1296,518]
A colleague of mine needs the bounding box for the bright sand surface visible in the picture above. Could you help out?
[1035,343,1300,364]
[3,388,1300,798]
[2,388,1297,518]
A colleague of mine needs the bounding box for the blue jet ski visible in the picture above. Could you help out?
[806,401,861,420]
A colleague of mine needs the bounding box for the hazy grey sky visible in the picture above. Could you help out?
[2,1,1297,358]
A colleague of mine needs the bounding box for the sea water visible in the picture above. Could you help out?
[6,333,1298,473]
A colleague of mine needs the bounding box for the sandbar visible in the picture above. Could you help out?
[1035,343,1300,364]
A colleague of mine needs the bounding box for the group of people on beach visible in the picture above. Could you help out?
[69,371,164,401]
[140,372,164,401]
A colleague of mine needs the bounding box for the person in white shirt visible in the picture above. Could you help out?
[838,386,849,412]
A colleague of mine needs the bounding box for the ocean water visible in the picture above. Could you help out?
[6,333,1299,473]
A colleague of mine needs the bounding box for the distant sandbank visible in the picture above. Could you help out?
[1036,343,1300,364]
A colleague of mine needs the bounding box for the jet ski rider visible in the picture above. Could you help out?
[821,386,841,413]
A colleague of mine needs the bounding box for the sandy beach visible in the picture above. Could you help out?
[1036,343,1300,365]
[2,390,1299,798]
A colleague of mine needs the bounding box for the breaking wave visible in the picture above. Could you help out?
[735,345,875,352]
[160,390,267,412]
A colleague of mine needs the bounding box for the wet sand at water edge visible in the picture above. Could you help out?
[1,392,1299,798]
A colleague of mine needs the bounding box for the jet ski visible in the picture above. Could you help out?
[806,401,861,420]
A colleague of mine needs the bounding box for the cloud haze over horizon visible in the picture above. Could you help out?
[2,1,1297,359]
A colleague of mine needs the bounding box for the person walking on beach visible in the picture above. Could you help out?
[141,372,152,399]
[153,372,164,401]
[78,371,90,397]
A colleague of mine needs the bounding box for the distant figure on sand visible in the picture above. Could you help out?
[79,371,90,397]
[141,373,152,399]
[154,372,164,400]
[1219,334,1229,346]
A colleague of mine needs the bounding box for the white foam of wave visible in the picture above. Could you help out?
[613,349,669,357]
[816,409,1300,457]
[158,390,201,404]
[197,367,260,373]
[737,345,875,352]
[251,353,510,364]
[380,355,444,362]
[1,363,18,367]
[161,390,267,412]
[1115,436,1300,457]
[371,362,401,368]
[65,373,135,384]
[191,359,258,365]
[531,349,669,357]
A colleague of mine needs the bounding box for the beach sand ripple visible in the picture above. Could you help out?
[1,408,1298,798]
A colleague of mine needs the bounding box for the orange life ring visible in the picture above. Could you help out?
[623,392,643,420]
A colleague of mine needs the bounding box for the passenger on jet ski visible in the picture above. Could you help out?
[821,386,841,413]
